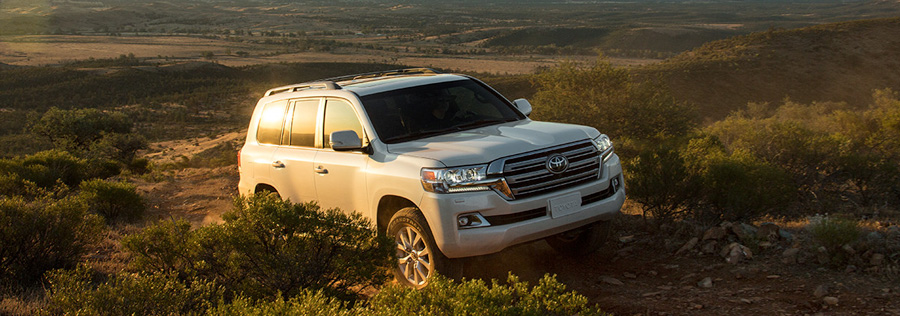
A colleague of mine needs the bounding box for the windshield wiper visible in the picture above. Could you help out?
[454,118,516,130]
[381,129,454,143]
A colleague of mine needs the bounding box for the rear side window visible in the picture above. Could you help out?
[289,99,319,147]
[256,100,288,145]
[323,99,364,147]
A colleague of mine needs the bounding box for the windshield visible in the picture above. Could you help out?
[360,79,523,144]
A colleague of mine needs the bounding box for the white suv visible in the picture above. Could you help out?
[238,68,625,288]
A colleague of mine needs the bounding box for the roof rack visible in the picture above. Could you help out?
[264,81,341,97]
[322,68,441,83]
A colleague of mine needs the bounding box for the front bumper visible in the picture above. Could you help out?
[419,153,626,258]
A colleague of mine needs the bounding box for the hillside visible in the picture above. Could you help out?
[645,17,900,121]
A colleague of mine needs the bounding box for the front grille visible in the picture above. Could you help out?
[484,207,546,226]
[502,140,600,199]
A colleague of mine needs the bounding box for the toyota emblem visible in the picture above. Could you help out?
[546,154,569,174]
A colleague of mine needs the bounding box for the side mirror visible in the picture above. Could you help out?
[513,98,532,117]
[330,130,363,151]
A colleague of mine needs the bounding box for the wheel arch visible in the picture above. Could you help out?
[377,195,418,232]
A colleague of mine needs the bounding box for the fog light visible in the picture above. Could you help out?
[456,213,490,229]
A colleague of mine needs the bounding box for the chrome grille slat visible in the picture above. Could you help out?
[511,169,599,195]
[505,158,598,185]
[500,140,601,199]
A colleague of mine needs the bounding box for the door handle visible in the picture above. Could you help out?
[272,161,285,168]
[314,166,328,174]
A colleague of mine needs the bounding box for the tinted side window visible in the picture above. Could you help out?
[256,100,288,145]
[289,99,320,147]
[323,99,363,147]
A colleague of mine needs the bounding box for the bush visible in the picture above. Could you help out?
[367,274,606,316]
[807,215,862,251]
[28,107,147,166]
[46,265,223,316]
[210,274,607,316]
[209,291,356,316]
[0,150,124,197]
[0,196,104,284]
[77,179,146,223]
[29,107,132,152]
[530,59,696,140]
[622,139,701,221]
[123,193,393,301]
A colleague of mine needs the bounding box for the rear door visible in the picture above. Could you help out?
[271,98,322,203]
[312,98,370,215]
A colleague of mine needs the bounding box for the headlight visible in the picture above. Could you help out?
[593,134,613,157]
[421,165,488,193]
[421,165,513,198]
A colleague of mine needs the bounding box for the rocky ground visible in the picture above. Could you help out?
[133,134,900,316]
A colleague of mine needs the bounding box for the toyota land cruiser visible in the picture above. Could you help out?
[238,68,625,288]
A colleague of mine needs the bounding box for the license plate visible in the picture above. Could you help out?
[548,193,581,219]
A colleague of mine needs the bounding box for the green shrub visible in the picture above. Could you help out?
[0,196,104,284]
[209,291,357,316]
[367,274,607,316]
[699,151,794,221]
[87,132,148,165]
[18,149,89,188]
[123,193,393,301]
[29,107,132,152]
[530,59,696,140]
[77,179,146,223]
[807,215,862,251]
[209,274,606,316]
[46,265,223,316]
[0,150,123,197]
[622,139,701,221]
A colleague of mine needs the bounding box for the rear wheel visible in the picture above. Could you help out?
[387,207,456,288]
[545,220,611,257]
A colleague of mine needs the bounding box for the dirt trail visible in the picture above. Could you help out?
[135,133,900,316]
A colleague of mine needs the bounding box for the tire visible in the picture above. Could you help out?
[387,207,456,288]
[545,220,612,257]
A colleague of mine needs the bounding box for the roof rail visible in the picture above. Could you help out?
[323,68,441,83]
[264,81,341,96]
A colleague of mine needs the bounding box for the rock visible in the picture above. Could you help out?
[676,237,699,255]
[778,229,794,242]
[623,272,637,279]
[844,265,857,273]
[759,241,773,248]
[871,253,885,266]
[719,221,734,230]
[619,235,635,243]
[842,244,856,255]
[698,277,713,288]
[782,248,801,264]
[814,285,829,298]
[766,275,780,279]
[721,242,739,257]
[888,226,900,235]
[702,227,727,241]
[723,243,753,264]
[823,296,839,306]
[701,241,718,254]
[866,231,883,242]
[601,276,624,286]
[817,246,830,265]
[731,223,759,243]
[757,222,780,241]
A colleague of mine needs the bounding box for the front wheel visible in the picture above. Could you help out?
[387,207,453,288]
[545,220,612,257]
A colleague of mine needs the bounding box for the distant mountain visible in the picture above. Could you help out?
[646,17,900,121]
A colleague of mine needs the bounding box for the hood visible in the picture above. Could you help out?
[385,120,600,167]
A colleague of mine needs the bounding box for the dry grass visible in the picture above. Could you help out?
[0,35,661,74]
